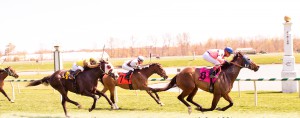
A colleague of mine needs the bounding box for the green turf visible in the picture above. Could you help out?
[0,83,299,118]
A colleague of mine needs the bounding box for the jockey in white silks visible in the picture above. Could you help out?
[122,56,145,79]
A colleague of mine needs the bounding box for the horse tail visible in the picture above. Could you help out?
[155,75,177,92]
[27,75,50,87]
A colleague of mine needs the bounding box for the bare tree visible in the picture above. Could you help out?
[130,35,136,57]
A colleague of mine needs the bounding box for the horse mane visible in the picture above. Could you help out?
[220,52,240,70]
[142,63,161,69]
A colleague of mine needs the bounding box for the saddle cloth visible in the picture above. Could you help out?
[117,73,132,84]
[198,67,220,84]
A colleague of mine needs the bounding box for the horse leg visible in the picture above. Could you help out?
[0,87,13,103]
[146,90,164,106]
[216,93,233,111]
[201,93,221,112]
[153,91,164,106]
[177,89,193,114]
[54,85,81,117]
[186,87,202,110]
[81,90,99,112]
[95,89,116,109]
[61,96,69,118]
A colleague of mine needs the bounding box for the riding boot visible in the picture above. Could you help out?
[209,68,217,78]
[70,69,81,80]
[125,70,133,80]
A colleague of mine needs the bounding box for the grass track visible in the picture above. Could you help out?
[0,83,299,118]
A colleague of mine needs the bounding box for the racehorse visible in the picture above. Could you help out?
[100,63,168,109]
[153,52,259,114]
[0,66,19,103]
[27,61,115,117]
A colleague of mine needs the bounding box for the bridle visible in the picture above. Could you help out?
[230,54,251,69]
[3,67,15,76]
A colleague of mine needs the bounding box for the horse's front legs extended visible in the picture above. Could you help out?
[0,87,13,103]
[216,93,233,111]
[146,90,164,106]
[201,93,221,112]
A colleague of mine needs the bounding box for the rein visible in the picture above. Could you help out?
[230,62,244,68]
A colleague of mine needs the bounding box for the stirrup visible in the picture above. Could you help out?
[209,86,214,92]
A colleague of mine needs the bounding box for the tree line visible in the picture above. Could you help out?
[2,33,300,59]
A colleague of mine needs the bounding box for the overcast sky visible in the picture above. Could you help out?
[0,0,299,53]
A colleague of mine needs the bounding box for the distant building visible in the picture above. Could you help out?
[235,48,256,54]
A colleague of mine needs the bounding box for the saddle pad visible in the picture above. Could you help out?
[117,73,132,85]
[198,67,219,84]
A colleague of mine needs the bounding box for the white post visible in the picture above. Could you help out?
[114,87,118,103]
[254,81,257,106]
[10,81,15,101]
[298,81,300,98]
[17,83,21,93]
[54,45,63,95]
[281,16,297,93]
[54,45,63,71]
[238,81,241,98]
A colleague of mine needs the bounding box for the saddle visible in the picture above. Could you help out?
[198,67,221,93]
[61,70,73,80]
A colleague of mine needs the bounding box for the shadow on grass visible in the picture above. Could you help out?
[94,107,148,111]
[7,114,65,118]
[245,91,282,94]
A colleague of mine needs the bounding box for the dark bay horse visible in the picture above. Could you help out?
[0,66,19,103]
[27,61,114,117]
[153,52,259,114]
[100,63,168,109]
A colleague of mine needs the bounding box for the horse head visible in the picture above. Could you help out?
[4,66,19,78]
[231,52,259,72]
[147,63,168,80]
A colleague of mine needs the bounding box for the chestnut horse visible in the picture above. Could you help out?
[100,63,168,109]
[153,52,259,114]
[27,61,114,117]
[0,66,19,103]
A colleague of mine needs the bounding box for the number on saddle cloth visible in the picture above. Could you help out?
[198,67,218,84]
[117,73,132,85]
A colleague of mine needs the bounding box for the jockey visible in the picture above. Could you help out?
[122,56,145,79]
[69,57,99,79]
[202,47,234,78]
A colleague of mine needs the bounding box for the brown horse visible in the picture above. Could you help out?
[0,66,19,103]
[100,63,168,109]
[27,61,115,117]
[153,52,259,114]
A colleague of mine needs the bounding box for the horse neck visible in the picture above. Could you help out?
[0,72,8,80]
[140,68,154,78]
[222,63,242,84]
[87,68,103,79]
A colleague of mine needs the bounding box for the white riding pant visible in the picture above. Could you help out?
[71,63,84,71]
[202,51,221,65]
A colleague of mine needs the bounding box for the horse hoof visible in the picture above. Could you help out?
[77,105,82,109]
[194,107,202,111]
[160,103,165,106]
[10,100,15,103]
[216,107,223,111]
[89,108,92,112]
[188,106,192,114]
